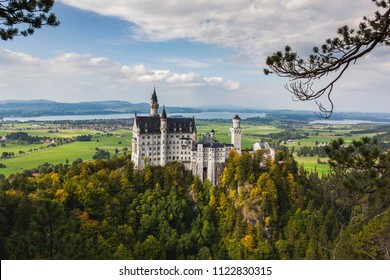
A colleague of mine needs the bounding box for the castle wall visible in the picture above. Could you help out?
[133,131,194,168]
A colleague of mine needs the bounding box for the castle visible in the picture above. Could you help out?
[131,88,242,185]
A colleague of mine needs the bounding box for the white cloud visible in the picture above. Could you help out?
[224,80,240,90]
[204,77,223,85]
[59,0,378,64]
[0,48,239,102]
[161,57,211,68]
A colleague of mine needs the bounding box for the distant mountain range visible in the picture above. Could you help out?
[0,100,389,123]
[0,99,263,118]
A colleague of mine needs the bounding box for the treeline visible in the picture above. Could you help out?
[267,128,309,141]
[5,132,42,144]
[0,137,389,259]
[296,146,327,157]
[75,135,92,141]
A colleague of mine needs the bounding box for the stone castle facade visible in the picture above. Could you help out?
[131,88,242,185]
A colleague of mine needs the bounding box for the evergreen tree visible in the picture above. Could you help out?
[0,0,59,40]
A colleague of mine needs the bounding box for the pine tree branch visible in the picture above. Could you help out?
[265,1,390,118]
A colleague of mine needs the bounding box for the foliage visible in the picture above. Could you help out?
[264,0,390,117]
[0,0,59,40]
[93,148,110,160]
[0,136,389,259]
[325,137,390,210]
[5,132,41,144]
[296,146,327,158]
[75,135,92,142]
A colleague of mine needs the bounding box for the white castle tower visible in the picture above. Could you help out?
[230,114,242,155]
[160,106,168,166]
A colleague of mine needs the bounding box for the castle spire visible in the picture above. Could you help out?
[150,85,159,117]
[161,105,167,119]
[151,85,158,103]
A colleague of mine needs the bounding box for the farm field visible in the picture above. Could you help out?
[0,121,132,177]
[0,135,131,177]
[1,119,388,177]
[294,155,331,175]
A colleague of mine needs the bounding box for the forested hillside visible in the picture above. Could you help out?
[0,137,389,259]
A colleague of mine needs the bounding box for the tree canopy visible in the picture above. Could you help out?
[264,0,390,118]
[0,0,59,40]
[1,138,389,260]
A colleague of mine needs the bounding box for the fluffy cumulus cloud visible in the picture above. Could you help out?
[0,49,239,102]
[59,0,377,63]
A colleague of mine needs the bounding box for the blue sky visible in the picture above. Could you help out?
[0,0,389,113]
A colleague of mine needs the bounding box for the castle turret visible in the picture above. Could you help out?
[160,106,168,166]
[131,112,142,169]
[150,86,159,117]
[230,114,242,155]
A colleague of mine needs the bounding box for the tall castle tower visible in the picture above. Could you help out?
[160,106,168,166]
[230,114,242,155]
[150,86,159,117]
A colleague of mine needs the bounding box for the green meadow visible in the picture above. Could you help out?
[294,156,331,175]
[0,136,131,176]
[0,119,386,177]
[0,123,132,176]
